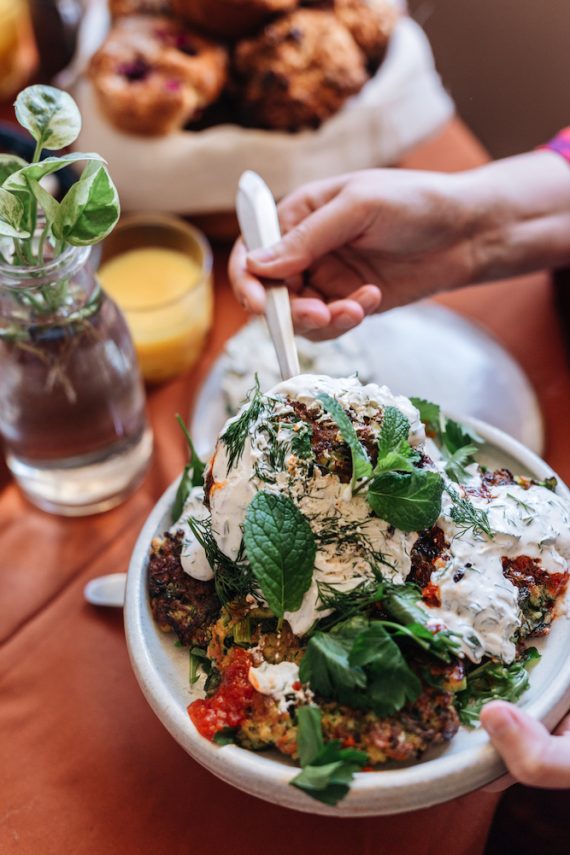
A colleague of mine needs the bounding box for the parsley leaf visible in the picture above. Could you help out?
[171,414,206,523]
[298,630,367,702]
[381,582,460,661]
[290,706,368,806]
[410,397,483,483]
[367,470,444,532]
[300,616,422,717]
[243,492,316,618]
[455,647,540,726]
[349,623,422,715]
[317,392,372,485]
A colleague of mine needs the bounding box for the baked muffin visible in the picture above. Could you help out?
[109,0,172,17]
[233,9,368,131]
[89,15,228,135]
[332,0,398,71]
[171,0,300,40]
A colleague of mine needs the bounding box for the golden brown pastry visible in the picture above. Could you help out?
[332,0,398,71]
[171,0,300,40]
[89,15,228,135]
[109,0,172,17]
[233,9,368,131]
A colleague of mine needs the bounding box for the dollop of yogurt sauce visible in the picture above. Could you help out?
[424,476,570,663]
[175,374,570,663]
[248,661,310,713]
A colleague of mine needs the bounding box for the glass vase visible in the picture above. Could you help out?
[0,242,153,515]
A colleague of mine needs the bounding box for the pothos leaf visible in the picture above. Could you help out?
[0,188,29,238]
[14,84,81,150]
[0,154,27,186]
[317,392,372,485]
[3,152,105,191]
[243,491,316,618]
[54,162,120,246]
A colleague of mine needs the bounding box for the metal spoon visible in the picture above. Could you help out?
[84,573,126,608]
[236,171,300,380]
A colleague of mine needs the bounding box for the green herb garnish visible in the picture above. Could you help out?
[455,647,540,726]
[189,647,211,685]
[317,392,372,485]
[367,470,444,532]
[243,491,316,618]
[375,406,419,473]
[290,706,368,806]
[213,727,239,746]
[446,485,494,539]
[186,516,256,604]
[221,376,264,473]
[411,397,482,483]
[171,415,206,523]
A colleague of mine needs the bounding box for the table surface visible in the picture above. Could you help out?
[1,118,569,855]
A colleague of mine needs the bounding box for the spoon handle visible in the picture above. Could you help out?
[236,171,300,380]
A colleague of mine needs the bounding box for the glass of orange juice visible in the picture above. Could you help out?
[97,214,214,384]
[0,0,35,97]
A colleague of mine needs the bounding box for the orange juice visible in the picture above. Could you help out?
[98,246,213,383]
[0,0,34,97]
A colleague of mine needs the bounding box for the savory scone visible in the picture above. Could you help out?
[88,15,228,135]
[171,0,300,40]
[232,9,368,131]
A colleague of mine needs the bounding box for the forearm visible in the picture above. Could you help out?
[459,151,570,282]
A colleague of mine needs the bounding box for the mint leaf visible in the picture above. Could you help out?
[172,415,206,523]
[374,444,418,474]
[367,470,444,532]
[455,647,540,726]
[317,393,372,485]
[377,406,410,460]
[291,706,368,806]
[299,631,367,701]
[243,492,315,617]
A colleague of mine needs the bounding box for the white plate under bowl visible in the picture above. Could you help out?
[125,417,570,816]
[190,305,544,462]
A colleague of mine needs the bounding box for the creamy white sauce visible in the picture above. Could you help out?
[421,480,570,663]
[208,375,421,634]
[169,486,213,581]
[248,661,306,713]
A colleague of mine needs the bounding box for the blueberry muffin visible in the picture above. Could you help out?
[89,15,228,135]
[233,9,367,131]
[171,0,300,40]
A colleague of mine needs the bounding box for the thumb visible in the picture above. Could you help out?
[481,701,570,787]
[246,195,357,280]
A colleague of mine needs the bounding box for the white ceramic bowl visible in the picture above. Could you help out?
[125,417,570,816]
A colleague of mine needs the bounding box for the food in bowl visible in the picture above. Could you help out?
[147,376,570,805]
[89,15,228,135]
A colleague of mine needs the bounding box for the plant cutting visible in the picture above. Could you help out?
[0,84,151,516]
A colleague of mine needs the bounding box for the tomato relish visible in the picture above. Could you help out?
[422,581,441,608]
[188,647,255,740]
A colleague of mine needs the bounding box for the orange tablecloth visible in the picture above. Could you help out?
[1,119,569,855]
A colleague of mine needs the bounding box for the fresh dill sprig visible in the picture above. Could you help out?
[446,486,494,539]
[315,576,385,631]
[313,516,393,569]
[186,516,257,604]
[221,376,265,474]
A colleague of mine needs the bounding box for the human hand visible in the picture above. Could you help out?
[229,168,475,340]
[481,701,570,789]
[229,152,570,340]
